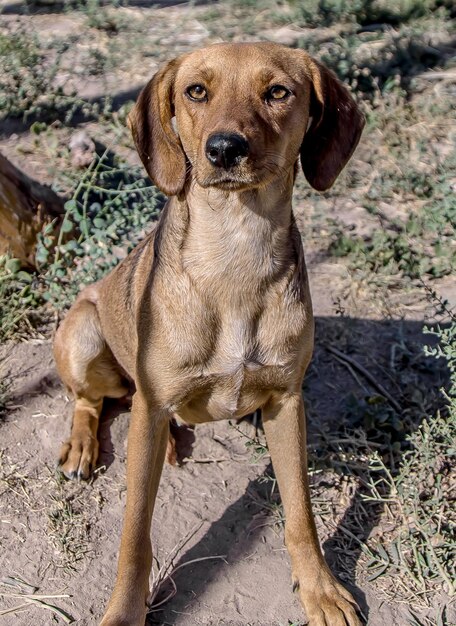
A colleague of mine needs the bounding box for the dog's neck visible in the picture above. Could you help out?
[166,171,298,301]
[185,172,295,224]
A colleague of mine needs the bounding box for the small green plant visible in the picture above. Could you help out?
[0,256,40,341]
[84,0,129,32]
[343,394,405,452]
[329,162,456,282]
[231,419,269,463]
[362,321,456,601]
[36,152,164,309]
[0,28,71,120]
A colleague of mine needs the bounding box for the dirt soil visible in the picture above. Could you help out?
[1,1,455,625]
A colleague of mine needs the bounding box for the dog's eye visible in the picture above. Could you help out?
[186,84,207,102]
[266,85,290,101]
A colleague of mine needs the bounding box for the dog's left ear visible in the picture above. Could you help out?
[300,57,365,192]
[128,58,186,196]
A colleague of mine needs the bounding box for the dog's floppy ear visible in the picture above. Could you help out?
[128,58,186,196]
[300,58,365,192]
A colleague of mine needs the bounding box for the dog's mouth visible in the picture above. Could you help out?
[198,169,267,192]
[209,177,250,190]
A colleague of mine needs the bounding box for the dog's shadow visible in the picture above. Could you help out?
[145,462,370,626]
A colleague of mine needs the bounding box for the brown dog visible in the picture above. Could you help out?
[54,42,364,626]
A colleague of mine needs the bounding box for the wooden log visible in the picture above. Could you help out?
[0,152,64,267]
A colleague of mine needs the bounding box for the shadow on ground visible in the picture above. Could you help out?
[0,0,212,16]
[0,85,145,137]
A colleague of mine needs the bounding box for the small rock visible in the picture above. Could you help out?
[262,25,342,47]
[262,25,308,47]
[69,130,96,168]
[112,246,128,260]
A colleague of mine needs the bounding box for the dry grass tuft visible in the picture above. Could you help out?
[0,575,75,623]
[147,523,227,613]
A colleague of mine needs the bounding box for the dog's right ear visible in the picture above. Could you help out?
[128,59,186,196]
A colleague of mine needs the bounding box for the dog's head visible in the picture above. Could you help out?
[128,43,364,196]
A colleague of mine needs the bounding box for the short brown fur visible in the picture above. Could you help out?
[54,42,365,625]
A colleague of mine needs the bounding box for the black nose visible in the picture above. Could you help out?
[205,133,249,169]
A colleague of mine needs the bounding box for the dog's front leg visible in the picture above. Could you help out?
[262,392,361,626]
[100,392,169,626]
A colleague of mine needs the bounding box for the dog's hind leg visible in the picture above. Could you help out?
[54,293,128,480]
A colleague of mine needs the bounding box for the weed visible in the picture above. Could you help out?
[329,153,456,281]
[363,403,455,599]
[0,256,41,341]
[85,0,128,33]
[230,419,269,463]
[338,320,456,605]
[0,27,72,121]
[36,151,164,309]
[277,0,449,27]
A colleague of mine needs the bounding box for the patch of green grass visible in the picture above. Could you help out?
[329,164,456,281]
[0,27,72,120]
[0,256,41,341]
[363,322,456,600]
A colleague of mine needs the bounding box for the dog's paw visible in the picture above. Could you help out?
[293,567,362,626]
[57,433,99,480]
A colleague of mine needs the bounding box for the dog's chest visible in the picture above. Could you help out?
[151,280,309,423]
[172,336,294,423]
[145,203,311,422]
